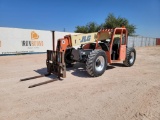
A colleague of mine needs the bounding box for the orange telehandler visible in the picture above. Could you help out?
[21,27,136,88]
[46,27,136,78]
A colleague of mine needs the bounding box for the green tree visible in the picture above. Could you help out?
[75,13,136,35]
[75,22,100,33]
[103,13,136,35]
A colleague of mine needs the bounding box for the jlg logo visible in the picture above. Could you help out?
[80,35,91,43]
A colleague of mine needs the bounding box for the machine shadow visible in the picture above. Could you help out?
[67,63,116,78]
[110,63,125,67]
[34,68,60,79]
[34,68,47,74]
[33,65,89,78]
[33,63,122,79]
[33,67,89,78]
[107,65,115,70]
[67,63,90,78]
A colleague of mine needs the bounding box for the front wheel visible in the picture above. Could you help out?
[123,47,136,67]
[86,50,107,77]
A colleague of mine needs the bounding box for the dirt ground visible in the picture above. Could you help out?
[0,46,160,120]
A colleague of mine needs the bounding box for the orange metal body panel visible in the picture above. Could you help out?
[58,36,72,52]
[119,45,126,60]
[82,43,90,49]
[106,51,111,63]
[83,43,102,49]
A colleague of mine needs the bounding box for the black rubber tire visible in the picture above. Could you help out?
[86,49,107,77]
[123,47,136,67]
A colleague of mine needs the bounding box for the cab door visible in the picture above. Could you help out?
[119,29,127,60]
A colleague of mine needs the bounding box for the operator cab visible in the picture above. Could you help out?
[111,28,127,61]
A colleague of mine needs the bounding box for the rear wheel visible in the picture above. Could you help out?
[86,50,107,77]
[123,47,136,67]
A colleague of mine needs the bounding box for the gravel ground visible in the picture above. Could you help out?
[0,46,160,120]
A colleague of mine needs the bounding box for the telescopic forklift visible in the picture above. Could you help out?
[46,27,136,78]
[21,27,136,88]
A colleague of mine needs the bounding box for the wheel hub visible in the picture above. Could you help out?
[95,56,105,72]
[130,52,135,63]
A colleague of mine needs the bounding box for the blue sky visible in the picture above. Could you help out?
[0,0,160,38]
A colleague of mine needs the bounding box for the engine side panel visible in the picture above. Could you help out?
[71,49,93,62]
